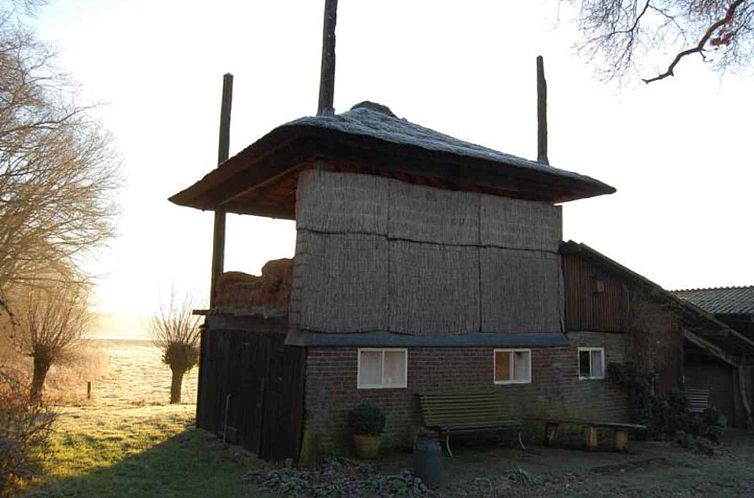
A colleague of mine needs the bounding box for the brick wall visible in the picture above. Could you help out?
[304,332,629,453]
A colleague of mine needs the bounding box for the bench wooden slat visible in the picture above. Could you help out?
[418,392,522,455]
[430,421,522,430]
[525,417,646,430]
[683,388,709,414]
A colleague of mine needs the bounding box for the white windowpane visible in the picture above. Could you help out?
[591,350,604,378]
[513,351,530,381]
[383,350,406,387]
[359,350,382,386]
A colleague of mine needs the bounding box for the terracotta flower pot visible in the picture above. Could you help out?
[353,434,381,459]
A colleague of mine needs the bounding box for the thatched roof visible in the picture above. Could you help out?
[169,102,615,219]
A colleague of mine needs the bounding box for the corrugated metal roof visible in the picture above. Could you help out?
[673,286,754,316]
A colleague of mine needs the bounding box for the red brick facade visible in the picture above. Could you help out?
[304,331,629,453]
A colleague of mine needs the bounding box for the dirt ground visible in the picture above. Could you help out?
[369,430,754,497]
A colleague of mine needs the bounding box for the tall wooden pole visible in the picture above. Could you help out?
[210,73,233,308]
[317,0,338,116]
[536,55,549,165]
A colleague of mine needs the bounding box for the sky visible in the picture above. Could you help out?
[28,1,754,332]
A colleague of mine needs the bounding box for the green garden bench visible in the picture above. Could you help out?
[418,391,523,456]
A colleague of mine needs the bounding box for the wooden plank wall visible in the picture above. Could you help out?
[196,326,306,461]
[562,253,629,332]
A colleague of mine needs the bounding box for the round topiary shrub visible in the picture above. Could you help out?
[348,403,386,435]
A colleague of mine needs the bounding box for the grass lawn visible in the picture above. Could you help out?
[27,404,268,498]
[23,402,754,497]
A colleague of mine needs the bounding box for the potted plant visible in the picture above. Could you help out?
[348,403,386,459]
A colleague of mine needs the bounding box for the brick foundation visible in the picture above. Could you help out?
[304,332,629,454]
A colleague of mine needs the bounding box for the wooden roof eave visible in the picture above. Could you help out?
[168,127,306,211]
[169,124,616,215]
[309,129,615,202]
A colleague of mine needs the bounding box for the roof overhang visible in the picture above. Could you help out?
[170,119,615,219]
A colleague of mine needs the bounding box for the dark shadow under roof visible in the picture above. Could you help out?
[673,286,754,316]
[170,102,615,218]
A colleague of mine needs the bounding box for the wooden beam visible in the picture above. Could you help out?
[683,329,738,367]
[738,354,753,429]
[210,73,233,308]
[536,55,549,165]
[317,0,338,116]
[199,138,313,207]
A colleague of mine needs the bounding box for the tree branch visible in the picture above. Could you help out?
[643,0,747,83]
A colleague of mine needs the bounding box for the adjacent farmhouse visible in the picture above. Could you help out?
[674,286,754,428]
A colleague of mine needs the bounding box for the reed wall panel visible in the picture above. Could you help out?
[296,231,388,333]
[292,170,565,336]
[388,179,479,245]
[480,195,561,252]
[480,248,562,332]
[295,169,388,235]
[388,241,480,334]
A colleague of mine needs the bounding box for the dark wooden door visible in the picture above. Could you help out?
[196,328,305,460]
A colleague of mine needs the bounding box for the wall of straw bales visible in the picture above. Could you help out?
[292,170,563,335]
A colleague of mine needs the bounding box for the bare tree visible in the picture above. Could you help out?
[0,5,120,303]
[7,280,89,402]
[566,0,754,82]
[0,365,56,496]
[148,291,201,404]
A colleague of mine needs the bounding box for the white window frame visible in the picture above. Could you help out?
[493,348,532,385]
[578,347,606,380]
[357,348,408,389]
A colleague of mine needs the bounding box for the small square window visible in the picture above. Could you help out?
[358,348,407,389]
[494,349,531,384]
[578,347,605,380]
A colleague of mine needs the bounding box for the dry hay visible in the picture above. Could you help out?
[215,258,293,310]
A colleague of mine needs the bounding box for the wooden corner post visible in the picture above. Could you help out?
[536,55,549,165]
[317,0,338,116]
[210,73,234,308]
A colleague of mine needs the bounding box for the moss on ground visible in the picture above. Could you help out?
[26,405,268,498]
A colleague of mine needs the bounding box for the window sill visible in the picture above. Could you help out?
[493,380,531,385]
[357,384,407,390]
